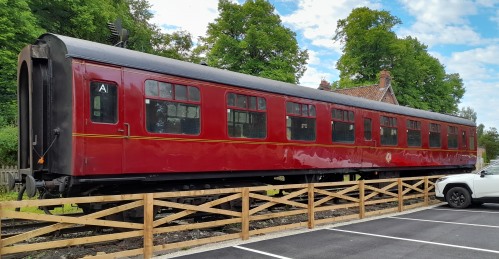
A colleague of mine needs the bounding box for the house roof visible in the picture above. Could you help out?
[332,84,399,105]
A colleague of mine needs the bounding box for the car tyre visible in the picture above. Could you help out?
[446,187,471,209]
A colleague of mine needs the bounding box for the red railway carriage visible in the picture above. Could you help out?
[14,33,476,198]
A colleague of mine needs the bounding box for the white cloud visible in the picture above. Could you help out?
[281,0,381,53]
[148,0,219,39]
[299,65,337,88]
[444,45,499,80]
[397,0,495,46]
[440,46,499,129]
[460,80,499,129]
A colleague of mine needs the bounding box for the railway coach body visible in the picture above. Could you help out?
[15,33,476,197]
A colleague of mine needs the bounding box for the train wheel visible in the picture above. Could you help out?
[445,187,471,209]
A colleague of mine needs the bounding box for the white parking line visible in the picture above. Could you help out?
[431,208,499,214]
[233,245,293,259]
[388,216,499,228]
[327,228,499,254]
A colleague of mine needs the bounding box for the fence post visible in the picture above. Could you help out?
[424,177,429,206]
[398,178,404,212]
[241,188,250,240]
[358,180,365,219]
[143,193,154,259]
[0,203,3,257]
[308,183,315,229]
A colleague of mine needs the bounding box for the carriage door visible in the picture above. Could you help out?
[83,64,124,175]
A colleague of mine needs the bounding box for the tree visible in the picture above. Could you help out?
[333,7,464,114]
[333,7,400,84]
[458,106,477,123]
[152,30,200,62]
[0,0,43,126]
[479,128,499,163]
[0,126,17,165]
[478,123,485,139]
[200,0,308,84]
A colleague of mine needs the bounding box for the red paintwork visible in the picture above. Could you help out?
[71,60,477,177]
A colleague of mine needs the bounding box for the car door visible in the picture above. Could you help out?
[83,64,124,175]
[472,165,499,198]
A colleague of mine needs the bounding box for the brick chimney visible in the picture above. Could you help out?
[318,79,331,91]
[379,70,391,88]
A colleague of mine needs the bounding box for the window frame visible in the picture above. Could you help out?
[144,79,201,135]
[447,126,458,149]
[429,123,441,148]
[364,118,372,141]
[380,115,398,146]
[331,108,355,143]
[89,81,119,124]
[286,101,317,142]
[226,92,267,139]
[406,119,422,147]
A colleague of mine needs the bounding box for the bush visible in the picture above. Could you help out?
[0,125,18,165]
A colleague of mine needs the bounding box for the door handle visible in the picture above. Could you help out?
[124,123,130,138]
[117,129,125,132]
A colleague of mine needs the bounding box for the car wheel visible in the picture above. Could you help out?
[446,187,471,209]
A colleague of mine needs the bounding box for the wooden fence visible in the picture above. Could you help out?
[0,176,442,258]
[0,166,18,186]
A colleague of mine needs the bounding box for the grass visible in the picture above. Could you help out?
[0,186,82,214]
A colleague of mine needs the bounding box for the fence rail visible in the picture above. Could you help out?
[0,176,442,258]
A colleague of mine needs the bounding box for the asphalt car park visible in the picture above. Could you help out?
[165,204,499,259]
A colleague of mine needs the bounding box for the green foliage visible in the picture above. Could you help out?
[479,127,499,163]
[334,7,400,84]
[0,0,43,126]
[0,126,18,165]
[333,7,464,114]
[458,106,477,123]
[200,0,308,84]
[152,30,199,62]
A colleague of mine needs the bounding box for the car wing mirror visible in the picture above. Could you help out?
[480,170,487,178]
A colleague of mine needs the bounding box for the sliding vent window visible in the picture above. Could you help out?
[286,102,316,141]
[331,109,355,143]
[90,82,117,123]
[429,123,441,148]
[380,116,397,145]
[145,80,200,135]
[407,120,421,147]
[226,93,266,139]
[469,130,475,150]
[448,126,458,149]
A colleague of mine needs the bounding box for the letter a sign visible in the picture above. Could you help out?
[98,84,108,93]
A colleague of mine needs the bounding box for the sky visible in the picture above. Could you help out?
[148,0,499,130]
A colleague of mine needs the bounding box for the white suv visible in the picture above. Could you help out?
[435,163,499,208]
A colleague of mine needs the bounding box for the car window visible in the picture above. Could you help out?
[485,164,499,175]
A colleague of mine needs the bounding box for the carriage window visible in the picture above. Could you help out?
[90,82,117,124]
[448,126,458,149]
[380,116,397,145]
[407,120,421,147]
[286,102,316,141]
[462,130,467,149]
[145,80,200,135]
[331,109,354,143]
[469,131,475,150]
[227,93,266,139]
[429,123,441,148]
[364,118,372,140]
